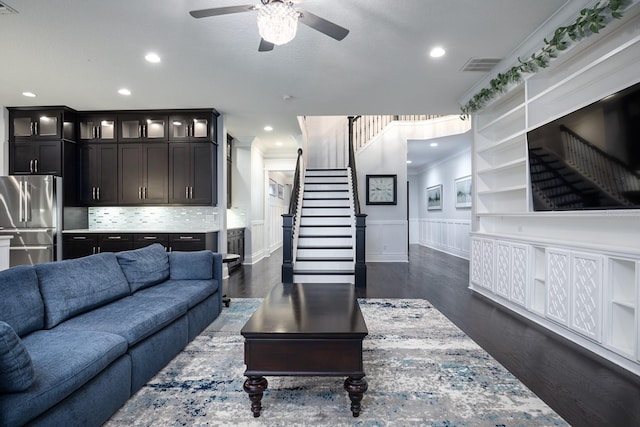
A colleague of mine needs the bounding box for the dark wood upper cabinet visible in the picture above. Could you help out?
[78,114,117,142]
[118,113,168,142]
[118,143,169,204]
[8,107,76,142]
[80,143,118,205]
[169,142,214,205]
[169,111,217,142]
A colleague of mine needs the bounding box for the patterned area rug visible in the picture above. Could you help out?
[106,299,568,426]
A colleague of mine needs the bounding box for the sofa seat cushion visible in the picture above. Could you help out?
[135,279,219,309]
[35,253,131,328]
[0,321,35,392]
[55,294,188,346]
[116,244,170,293]
[0,265,44,336]
[0,329,127,427]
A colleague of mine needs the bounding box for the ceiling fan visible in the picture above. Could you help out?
[189,0,350,52]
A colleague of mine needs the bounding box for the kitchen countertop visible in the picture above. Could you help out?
[63,229,220,234]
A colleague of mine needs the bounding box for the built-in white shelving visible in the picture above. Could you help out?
[470,4,640,376]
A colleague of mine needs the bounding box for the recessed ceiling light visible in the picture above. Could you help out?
[22,91,37,97]
[145,52,161,63]
[264,126,273,131]
[406,160,412,164]
[430,47,446,58]
[118,88,131,96]
[430,142,438,147]
[275,141,283,146]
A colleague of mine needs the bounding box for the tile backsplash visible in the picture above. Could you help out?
[88,207,220,231]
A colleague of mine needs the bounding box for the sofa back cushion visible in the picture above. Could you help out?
[169,250,213,280]
[0,266,44,337]
[116,243,170,293]
[0,321,35,392]
[35,253,131,328]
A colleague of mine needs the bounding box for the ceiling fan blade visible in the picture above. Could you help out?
[297,9,349,41]
[258,38,275,52]
[189,5,256,19]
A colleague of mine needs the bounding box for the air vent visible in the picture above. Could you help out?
[0,1,17,15]
[460,58,502,72]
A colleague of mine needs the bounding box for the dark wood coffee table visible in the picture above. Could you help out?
[240,282,368,418]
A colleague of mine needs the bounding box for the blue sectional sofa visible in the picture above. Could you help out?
[0,244,223,427]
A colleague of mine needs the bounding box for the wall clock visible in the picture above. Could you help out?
[366,174,397,205]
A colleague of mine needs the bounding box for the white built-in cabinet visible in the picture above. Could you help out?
[469,7,640,375]
[471,235,639,372]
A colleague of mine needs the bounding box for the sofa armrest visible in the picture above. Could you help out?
[211,252,223,288]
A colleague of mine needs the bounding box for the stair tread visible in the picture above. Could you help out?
[297,246,353,249]
[299,235,352,238]
[297,257,354,261]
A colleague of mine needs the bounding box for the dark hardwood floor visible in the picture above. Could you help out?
[226,245,640,426]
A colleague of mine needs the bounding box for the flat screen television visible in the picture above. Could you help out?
[526,81,640,211]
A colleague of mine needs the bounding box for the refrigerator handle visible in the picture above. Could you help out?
[25,181,32,222]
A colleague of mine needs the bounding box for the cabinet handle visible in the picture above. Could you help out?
[93,126,97,139]
[96,187,100,200]
[106,236,122,240]
[144,187,148,199]
[98,246,101,253]
[97,126,101,139]
[178,236,194,240]
[73,236,87,240]
[33,121,38,135]
[30,122,35,135]
[34,159,38,173]
[29,160,34,173]
[138,187,142,199]
[142,236,157,240]
[92,246,96,254]
[185,186,189,199]
[189,186,193,199]
[143,124,147,138]
[92,187,96,200]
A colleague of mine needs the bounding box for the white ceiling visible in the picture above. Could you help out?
[0,0,570,161]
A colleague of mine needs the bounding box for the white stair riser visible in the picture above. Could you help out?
[298,237,352,247]
[304,184,349,191]
[304,191,349,199]
[305,177,348,184]
[300,217,351,226]
[297,248,353,258]
[302,199,350,207]
[302,208,351,216]
[305,170,348,177]
[295,261,354,270]
[299,226,352,236]
[292,274,355,284]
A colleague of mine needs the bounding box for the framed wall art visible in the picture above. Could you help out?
[427,184,442,210]
[277,184,284,199]
[269,180,276,197]
[454,175,472,208]
[366,174,397,205]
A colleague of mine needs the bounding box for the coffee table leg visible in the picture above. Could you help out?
[344,376,368,417]
[243,376,268,417]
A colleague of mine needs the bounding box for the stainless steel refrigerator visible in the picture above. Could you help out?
[0,175,62,267]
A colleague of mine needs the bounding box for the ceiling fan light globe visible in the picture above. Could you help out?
[257,1,298,45]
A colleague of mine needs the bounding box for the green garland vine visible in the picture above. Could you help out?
[460,0,630,120]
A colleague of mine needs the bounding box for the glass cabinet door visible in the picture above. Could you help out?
[38,115,58,136]
[80,118,115,140]
[193,119,209,138]
[13,117,33,137]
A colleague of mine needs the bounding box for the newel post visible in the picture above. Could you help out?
[355,213,367,288]
[282,214,294,283]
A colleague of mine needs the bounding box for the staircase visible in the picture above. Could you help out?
[293,168,356,284]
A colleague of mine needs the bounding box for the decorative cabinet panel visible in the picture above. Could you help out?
[495,241,511,299]
[481,239,495,291]
[546,249,571,326]
[470,237,483,286]
[570,252,602,342]
[510,244,529,307]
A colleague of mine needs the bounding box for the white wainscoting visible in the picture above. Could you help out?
[268,204,288,253]
[366,220,408,262]
[413,218,471,260]
[246,220,266,264]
